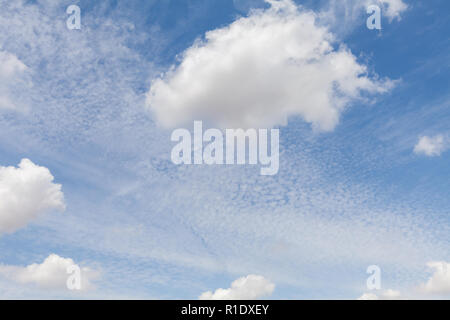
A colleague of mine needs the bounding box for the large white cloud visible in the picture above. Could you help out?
[199,274,275,300]
[0,159,65,234]
[147,0,393,131]
[0,254,98,291]
[414,135,448,157]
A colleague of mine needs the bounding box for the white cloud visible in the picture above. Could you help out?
[358,289,402,300]
[414,135,448,156]
[0,159,65,234]
[199,274,275,300]
[0,50,30,110]
[380,0,408,21]
[0,254,99,291]
[147,0,392,131]
[0,50,27,77]
[421,261,450,295]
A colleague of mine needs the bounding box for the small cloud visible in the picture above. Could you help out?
[358,289,402,300]
[0,254,99,291]
[379,0,408,21]
[0,50,31,111]
[0,159,65,234]
[381,289,402,299]
[199,274,275,300]
[0,50,27,77]
[420,261,450,295]
[358,292,379,300]
[414,135,448,157]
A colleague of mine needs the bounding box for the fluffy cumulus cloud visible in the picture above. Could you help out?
[0,254,99,291]
[421,261,450,295]
[199,275,275,300]
[0,50,30,110]
[0,159,65,234]
[414,135,448,157]
[147,0,393,131]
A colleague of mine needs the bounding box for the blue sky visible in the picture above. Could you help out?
[0,0,449,299]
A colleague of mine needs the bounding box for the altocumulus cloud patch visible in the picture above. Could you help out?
[147,0,393,131]
[0,159,65,234]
